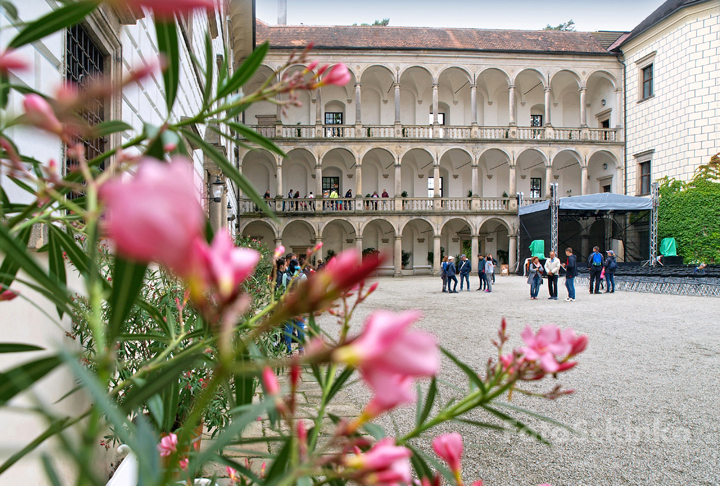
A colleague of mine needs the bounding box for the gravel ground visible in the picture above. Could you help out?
[316,275,720,486]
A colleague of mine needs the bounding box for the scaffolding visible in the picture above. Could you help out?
[550,183,559,255]
[642,182,660,267]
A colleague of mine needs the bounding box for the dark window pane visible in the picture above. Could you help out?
[325,112,343,125]
[530,178,542,198]
[531,115,543,127]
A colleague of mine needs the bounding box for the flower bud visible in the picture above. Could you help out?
[262,367,280,396]
[0,289,18,301]
[0,49,28,74]
[320,63,351,87]
[23,94,63,135]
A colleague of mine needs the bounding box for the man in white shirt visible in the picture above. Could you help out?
[544,251,561,300]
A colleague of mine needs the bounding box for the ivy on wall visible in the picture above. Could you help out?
[658,154,720,263]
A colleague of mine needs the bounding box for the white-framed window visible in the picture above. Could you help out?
[428,177,443,197]
[634,150,654,196]
[635,52,656,102]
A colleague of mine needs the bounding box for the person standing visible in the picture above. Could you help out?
[308,191,315,210]
[484,254,495,292]
[527,256,543,299]
[282,259,307,354]
[561,247,577,302]
[477,254,486,291]
[604,250,617,293]
[445,256,458,293]
[544,251,561,300]
[587,246,604,294]
[441,256,449,292]
[458,254,471,291]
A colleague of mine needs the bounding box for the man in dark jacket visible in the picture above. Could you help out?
[477,254,486,291]
[561,247,577,302]
[445,256,458,293]
[603,250,617,293]
[587,246,604,294]
[458,254,471,291]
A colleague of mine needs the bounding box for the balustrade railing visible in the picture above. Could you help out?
[478,127,510,139]
[402,126,433,138]
[440,198,472,211]
[250,125,275,138]
[400,198,434,211]
[520,197,545,207]
[361,197,395,211]
[282,125,315,138]
[443,127,471,139]
[366,126,395,138]
[588,128,617,141]
[478,197,512,211]
[277,198,317,213]
[517,127,545,140]
[320,198,355,211]
[552,128,583,141]
[324,125,355,138]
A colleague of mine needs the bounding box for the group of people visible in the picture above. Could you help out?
[441,254,496,293]
[263,188,393,212]
[526,246,617,301]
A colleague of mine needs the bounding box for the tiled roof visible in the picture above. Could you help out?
[618,0,711,48]
[256,20,614,55]
[590,31,629,50]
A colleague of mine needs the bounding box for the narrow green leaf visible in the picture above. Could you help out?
[8,1,98,48]
[406,445,455,484]
[155,20,180,112]
[418,377,437,426]
[480,404,549,445]
[228,122,286,157]
[408,445,434,480]
[93,120,132,137]
[361,422,386,440]
[264,433,292,485]
[0,74,9,110]
[107,256,147,343]
[0,417,71,474]
[203,32,214,106]
[494,402,585,437]
[41,455,62,486]
[0,343,44,353]
[179,128,277,221]
[326,367,354,404]
[440,346,487,394]
[0,355,61,405]
[47,227,67,318]
[0,226,31,289]
[452,418,508,432]
[216,41,269,99]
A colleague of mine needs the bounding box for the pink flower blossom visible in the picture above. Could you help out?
[23,94,63,135]
[320,63,351,86]
[519,325,576,373]
[569,334,588,356]
[0,289,18,301]
[100,157,204,276]
[227,466,239,482]
[472,482,484,486]
[262,367,280,395]
[274,245,285,259]
[363,369,415,416]
[179,457,188,470]
[334,310,439,377]
[0,49,28,73]
[195,231,260,301]
[123,0,215,18]
[157,433,178,457]
[345,438,412,486]
[432,433,463,474]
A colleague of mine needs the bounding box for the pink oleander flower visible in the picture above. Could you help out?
[157,433,178,457]
[519,325,577,373]
[23,94,63,135]
[227,466,239,482]
[334,310,439,378]
[0,49,28,73]
[432,433,463,474]
[100,157,204,276]
[195,231,260,301]
[320,63,351,86]
[0,289,18,301]
[262,367,280,395]
[122,0,215,18]
[363,369,415,417]
[569,334,588,356]
[472,482,484,486]
[274,245,285,259]
[345,438,412,486]
[179,457,188,470]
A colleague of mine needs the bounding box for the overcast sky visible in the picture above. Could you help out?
[256,0,666,32]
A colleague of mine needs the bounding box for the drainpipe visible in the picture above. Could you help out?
[620,54,628,196]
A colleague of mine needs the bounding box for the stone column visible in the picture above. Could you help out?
[508,84,517,126]
[579,87,587,127]
[394,163,402,195]
[354,82,362,125]
[433,235,441,276]
[275,93,283,138]
[471,235,479,276]
[276,163,283,197]
[509,165,517,196]
[470,84,478,125]
[315,88,323,137]
[508,234,517,273]
[355,164,363,199]
[209,187,223,232]
[394,83,401,123]
[275,238,283,253]
[315,164,323,211]
[432,83,439,124]
[314,235,323,260]
[355,236,363,253]
[615,165,623,194]
[433,164,440,197]
[545,165,552,199]
[394,235,403,277]
[581,166,588,195]
[471,164,479,197]
[615,87,623,128]
[544,87,552,126]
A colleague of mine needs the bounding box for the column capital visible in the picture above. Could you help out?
[508,84,515,90]
[395,234,402,240]
[579,86,587,92]
[393,82,401,88]
[434,234,441,240]
[355,82,361,88]
[432,82,439,88]
[470,83,477,89]
[544,86,552,92]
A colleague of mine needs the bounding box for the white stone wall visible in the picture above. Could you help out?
[624,2,720,195]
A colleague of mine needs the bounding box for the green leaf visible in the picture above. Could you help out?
[107,256,147,343]
[155,20,180,112]
[234,350,257,413]
[406,445,455,484]
[228,122,286,157]
[0,74,9,110]
[0,355,61,405]
[41,454,63,486]
[361,422,386,440]
[263,433,292,485]
[440,346,487,394]
[179,128,277,221]
[452,418,508,432]
[326,367,354,404]
[47,227,67,318]
[480,404,549,445]
[93,120,132,138]
[0,343,44,353]
[8,1,98,48]
[408,445,434,480]
[494,402,585,437]
[417,377,437,426]
[0,226,31,290]
[216,41,269,99]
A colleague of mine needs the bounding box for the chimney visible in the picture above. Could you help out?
[278,0,287,25]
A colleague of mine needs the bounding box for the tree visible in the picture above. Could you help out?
[353,18,390,26]
[544,19,575,31]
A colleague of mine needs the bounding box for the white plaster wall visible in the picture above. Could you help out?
[624,3,720,195]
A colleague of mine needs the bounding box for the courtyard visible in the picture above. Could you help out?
[317,275,720,485]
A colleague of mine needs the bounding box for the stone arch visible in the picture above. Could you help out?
[478,148,511,197]
[401,148,436,197]
[512,68,547,88]
[399,66,434,124]
[586,70,618,127]
[438,67,473,125]
[243,149,277,196]
[552,148,583,167]
[321,219,358,259]
[239,219,279,239]
[402,218,436,273]
[439,65,473,83]
[282,148,316,198]
[362,147,397,197]
[398,216,437,236]
[359,64,396,82]
[478,217,511,263]
[550,68,582,87]
[517,147,549,166]
[477,67,511,86]
[399,64,434,82]
[587,150,619,194]
[281,219,318,257]
[585,69,617,88]
[361,217,399,238]
[440,217,475,235]
[552,149,583,198]
[439,148,474,197]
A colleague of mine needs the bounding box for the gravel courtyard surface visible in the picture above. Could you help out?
[316,275,720,485]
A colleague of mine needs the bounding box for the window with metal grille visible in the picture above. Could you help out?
[66,23,105,176]
[530,115,543,127]
[530,178,542,198]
